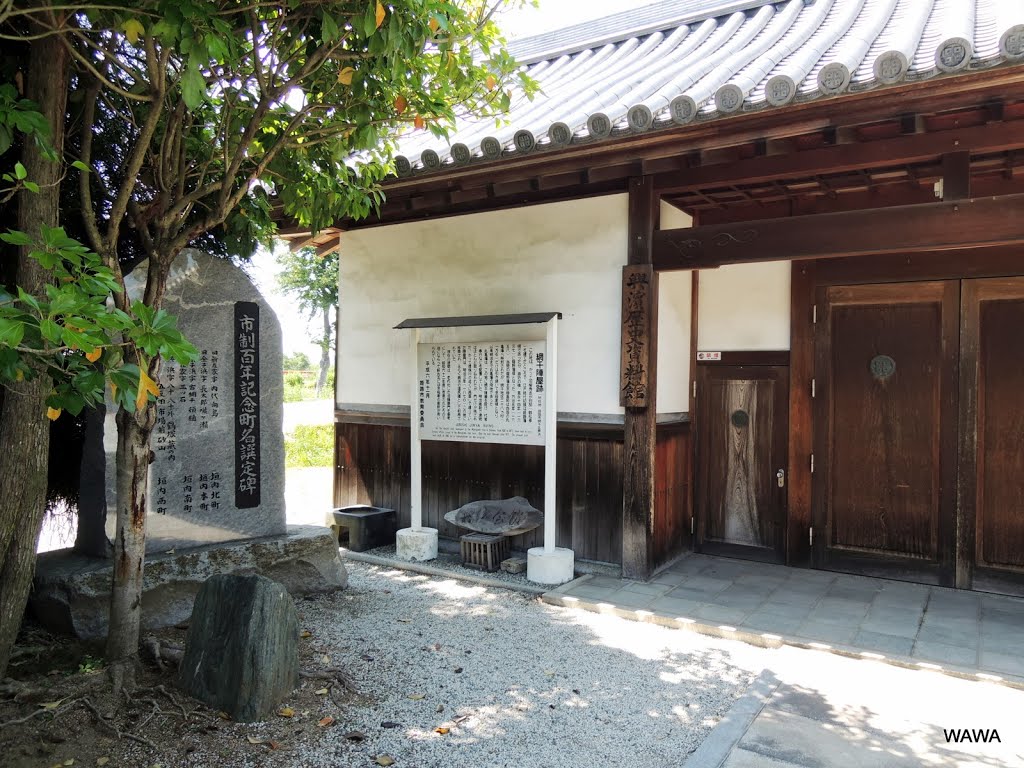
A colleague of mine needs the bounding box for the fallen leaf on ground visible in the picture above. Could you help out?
[375,757,395,767]
[544,670,555,676]
[96,759,109,767]
[314,688,329,695]
[361,654,374,661]
[318,716,336,728]
[246,736,263,745]
[267,741,280,751]
[407,693,425,700]
[320,654,331,665]
[40,699,64,710]
[342,729,364,741]
[63,761,74,766]
[300,630,312,638]
[434,727,449,735]
[218,711,231,721]
[278,706,295,718]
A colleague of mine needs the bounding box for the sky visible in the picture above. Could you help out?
[249,0,663,364]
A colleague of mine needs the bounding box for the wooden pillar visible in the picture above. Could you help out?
[787,260,815,566]
[621,177,659,580]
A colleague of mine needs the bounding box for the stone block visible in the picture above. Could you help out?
[178,574,298,722]
[444,496,543,536]
[30,526,345,640]
[501,557,528,574]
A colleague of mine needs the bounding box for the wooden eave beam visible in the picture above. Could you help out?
[653,192,1024,270]
[651,118,1024,195]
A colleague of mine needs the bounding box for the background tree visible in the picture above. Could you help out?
[6,0,534,691]
[277,246,338,396]
[282,350,312,371]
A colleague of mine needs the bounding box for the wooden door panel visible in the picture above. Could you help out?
[829,301,941,558]
[815,281,958,584]
[961,278,1024,588]
[697,364,788,561]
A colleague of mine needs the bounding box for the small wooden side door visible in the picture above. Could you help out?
[813,281,959,585]
[695,364,789,562]
[960,277,1024,594]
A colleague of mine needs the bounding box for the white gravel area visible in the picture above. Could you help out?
[242,561,766,767]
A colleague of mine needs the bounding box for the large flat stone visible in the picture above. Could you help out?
[30,525,345,640]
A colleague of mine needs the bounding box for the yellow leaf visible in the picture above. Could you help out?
[300,629,312,638]
[434,727,449,735]
[122,19,144,45]
[96,759,110,767]
[46,407,61,422]
[314,687,329,695]
[136,368,160,411]
[428,17,439,33]
[375,757,395,767]
[63,760,74,766]
[413,116,425,131]
[218,711,231,721]
[318,716,335,728]
[14,369,23,381]
[375,2,386,30]
[394,94,407,114]
[109,380,117,400]
[278,706,295,718]
[338,67,355,85]
[485,75,497,91]
[246,736,263,745]
[86,347,102,363]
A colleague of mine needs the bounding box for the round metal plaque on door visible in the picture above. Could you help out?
[870,354,896,381]
[730,409,750,428]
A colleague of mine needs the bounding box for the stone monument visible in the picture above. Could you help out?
[105,250,287,551]
[32,250,345,639]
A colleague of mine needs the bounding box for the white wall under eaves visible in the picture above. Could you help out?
[336,194,694,416]
[696,260,791,352]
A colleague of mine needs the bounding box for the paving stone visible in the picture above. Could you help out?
[916,620,979,649]
[795,620,858,646]
[648,595,707,618]
[566,585,616,601]
[852,629,914,657]
[696,604,752,626]
[911,639,979,667]
[739,611,805,637]
[618,580,672,597]
[979,625,1021,655]
[979,650,1024,678]
[604,589,656,609]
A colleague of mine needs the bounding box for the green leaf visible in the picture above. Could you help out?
[181,63,206,110]
[23,180,39,193]
[71,160,90,173]
[0,317,25,348]
[13,162,26,180]
[0,230,32,247]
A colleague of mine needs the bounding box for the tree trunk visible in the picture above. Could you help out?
[315,307,332,396]
[0,35,69,678]
[105,399,156,692]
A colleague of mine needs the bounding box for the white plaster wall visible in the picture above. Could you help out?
[696,261,791,351]
[657,203,693,413]
[338,195,630,414]
[337,195,698,416]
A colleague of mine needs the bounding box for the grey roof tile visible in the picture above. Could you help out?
[393,0,1024,178]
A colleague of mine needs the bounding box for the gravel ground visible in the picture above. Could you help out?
[250,561,765,768]
[357,544,544,590]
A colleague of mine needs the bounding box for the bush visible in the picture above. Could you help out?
[285,372,305,388]
[284,424,334,468]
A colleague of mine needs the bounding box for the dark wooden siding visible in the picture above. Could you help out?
[334,420,691,566]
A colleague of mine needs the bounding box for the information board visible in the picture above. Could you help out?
[417,341,546,446]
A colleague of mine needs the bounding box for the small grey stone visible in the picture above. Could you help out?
[501,557,528,574]
[444,497,543,536]
[178,574,299,722]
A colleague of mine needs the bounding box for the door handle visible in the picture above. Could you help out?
[777,469,785,488]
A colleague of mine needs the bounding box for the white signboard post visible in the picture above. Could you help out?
[394,314,573,585]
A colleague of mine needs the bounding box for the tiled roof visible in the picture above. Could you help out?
[393,0,1024,178]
